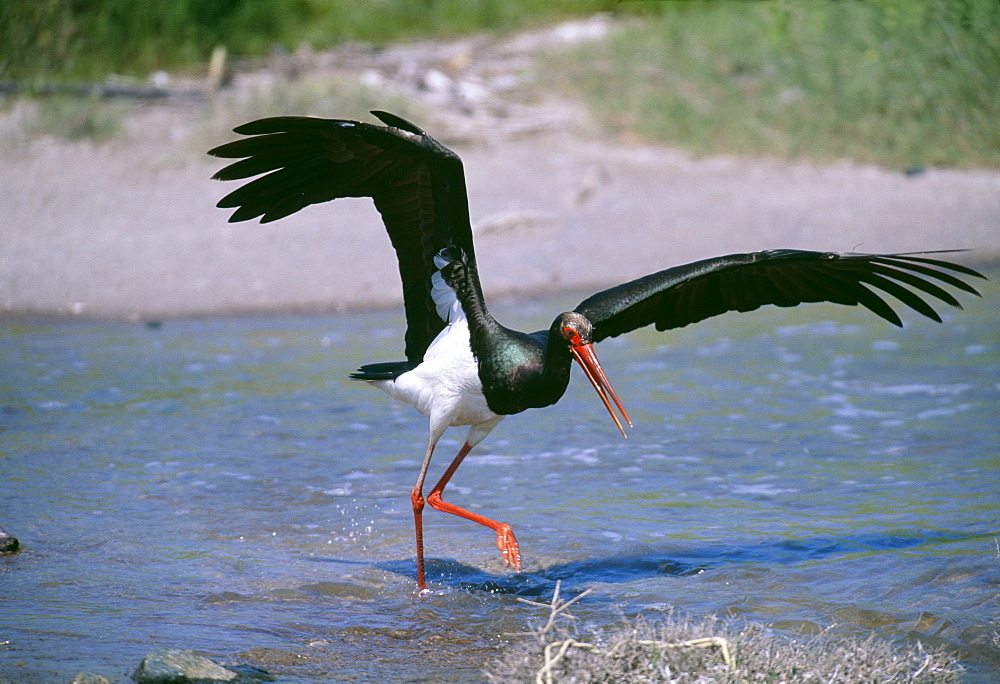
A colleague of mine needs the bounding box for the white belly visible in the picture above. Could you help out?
[370,318,498,429]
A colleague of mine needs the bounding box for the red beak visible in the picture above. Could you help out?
[570,343,633,438]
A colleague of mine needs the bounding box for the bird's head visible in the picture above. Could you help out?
[555,312,633,438]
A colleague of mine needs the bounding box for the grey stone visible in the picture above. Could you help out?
[132,649,272,684]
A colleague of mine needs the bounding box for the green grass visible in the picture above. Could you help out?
[548,0,1000,168]
[0,0,614,81]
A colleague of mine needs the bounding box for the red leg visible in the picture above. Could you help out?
[426,442,522,572]
[410,484,427,590]
[410,440,437,591]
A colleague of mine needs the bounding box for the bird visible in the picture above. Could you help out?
[209,111,985,592]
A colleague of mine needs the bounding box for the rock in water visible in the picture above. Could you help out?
[72,673,111,684]
[0,526,19,555]
[132,649,273,683]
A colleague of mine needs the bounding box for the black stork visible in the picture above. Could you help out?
[209,111,985,592]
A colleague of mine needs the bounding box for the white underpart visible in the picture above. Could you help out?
[429,251,463,324]
[369,252,503,448]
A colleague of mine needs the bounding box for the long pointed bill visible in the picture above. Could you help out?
[570,343,633,438]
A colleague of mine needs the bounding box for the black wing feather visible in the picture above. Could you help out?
[867,263,961,309]
[872,254,983,295]
[209,113,475,365]
[575,250,984,342]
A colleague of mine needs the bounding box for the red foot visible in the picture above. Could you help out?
[423,441,524,578]
[496,524,521,571]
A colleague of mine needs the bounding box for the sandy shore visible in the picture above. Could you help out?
[3,126,997,321]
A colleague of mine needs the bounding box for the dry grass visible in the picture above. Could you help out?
[485,582,962,683]
[187,74,423,160]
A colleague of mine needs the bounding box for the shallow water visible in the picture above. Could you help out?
[2,276,998,682]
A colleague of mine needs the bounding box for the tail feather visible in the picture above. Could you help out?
[350,361,413,381]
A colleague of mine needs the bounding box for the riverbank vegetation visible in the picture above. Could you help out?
[2,1,996,168]
[550,1,999,167]
[1,0,614,80]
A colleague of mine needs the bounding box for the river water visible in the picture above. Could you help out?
[2,274,998,682]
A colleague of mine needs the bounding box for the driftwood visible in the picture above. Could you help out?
[0,79,207,101]
[1,46,228,102]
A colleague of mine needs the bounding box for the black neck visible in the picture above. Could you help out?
[444,248,499,349]
[445,250,575,415]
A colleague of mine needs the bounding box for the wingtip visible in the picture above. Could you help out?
[231,117,280,135]
[370,110,425,135]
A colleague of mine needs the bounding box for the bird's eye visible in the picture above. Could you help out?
[562,326,580,344]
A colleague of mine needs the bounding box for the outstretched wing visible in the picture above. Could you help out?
[574,250,985,343]
[209,111,476,365]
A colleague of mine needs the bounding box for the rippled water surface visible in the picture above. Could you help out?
[2,276,998,682]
